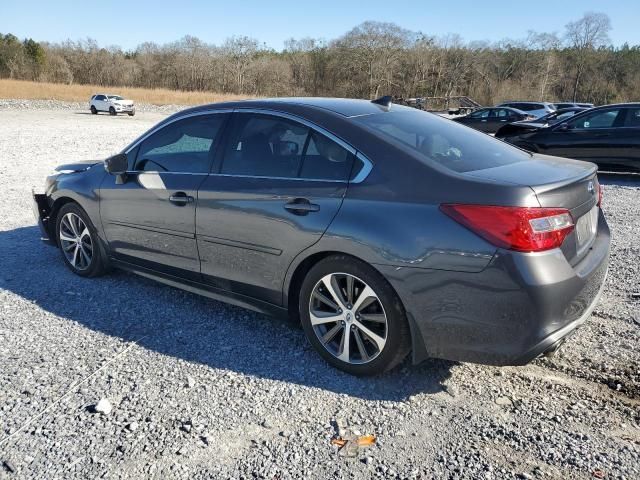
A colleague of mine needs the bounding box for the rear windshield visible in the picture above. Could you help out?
[354,108,530,173]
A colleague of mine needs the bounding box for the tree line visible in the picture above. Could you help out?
[1,12,639,106]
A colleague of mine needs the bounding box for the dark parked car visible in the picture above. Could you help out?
[33,97,610,376]
[495,107,590,137]
[496,103,640,172]
[452,107,534,133]
[554,102,595,109]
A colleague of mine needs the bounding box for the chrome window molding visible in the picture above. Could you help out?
[121,106,373,183]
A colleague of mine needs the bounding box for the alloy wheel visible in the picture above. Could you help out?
[59,212,93,271]
[309,273,388,364]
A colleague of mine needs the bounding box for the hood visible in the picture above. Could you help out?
[55,161,102,173]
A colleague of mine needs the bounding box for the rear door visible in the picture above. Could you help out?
[196,111,363,305]
[100,111,228,279]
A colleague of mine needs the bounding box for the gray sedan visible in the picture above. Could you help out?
[33,97,610,376]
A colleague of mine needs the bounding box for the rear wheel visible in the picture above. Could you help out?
[90,105,97,114]
[299,255,410,376]
[55,203,107,277]
[109,107,116,116]
[127,111,135,116]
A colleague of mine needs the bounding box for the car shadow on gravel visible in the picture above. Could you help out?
[0,226,454,401]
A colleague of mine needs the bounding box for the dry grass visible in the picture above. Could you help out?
[0,79,250,105]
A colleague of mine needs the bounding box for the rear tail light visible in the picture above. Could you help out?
[440,204,575,252]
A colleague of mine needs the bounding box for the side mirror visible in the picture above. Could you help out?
[104,153,128,184]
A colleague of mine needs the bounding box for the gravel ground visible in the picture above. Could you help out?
[0,103,638,479]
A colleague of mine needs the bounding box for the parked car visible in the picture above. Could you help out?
[90,94,135,116]
[496,101,556,118]
[495,107,590,137]
[554,102,595,109]
[452,107,534,133]
[33,97,610,376]
[496,103,640,172]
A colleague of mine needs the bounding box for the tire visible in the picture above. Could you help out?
[127,111,135,116]
[109,107,116,116]
[90,105,97,114]
[55,203,108,278]
[299,255,411,376]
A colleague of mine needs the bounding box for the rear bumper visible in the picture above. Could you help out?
[32,191,55,246]
[378,208,611,366]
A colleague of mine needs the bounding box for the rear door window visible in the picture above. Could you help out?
[623,108,640,127]
[221,113,355,181]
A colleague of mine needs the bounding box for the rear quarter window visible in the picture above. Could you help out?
[355,109,530,173]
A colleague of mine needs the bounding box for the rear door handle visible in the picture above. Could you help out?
[284,198,320,215]
[169,192,194,206]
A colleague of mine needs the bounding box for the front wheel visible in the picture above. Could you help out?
[109,107,116,116]
[55,203,107,277]
[299,255,411,376]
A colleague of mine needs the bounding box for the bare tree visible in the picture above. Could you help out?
[565,12,612,101]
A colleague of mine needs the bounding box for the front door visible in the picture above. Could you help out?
[100,112,228,279]
[196,111,358,305]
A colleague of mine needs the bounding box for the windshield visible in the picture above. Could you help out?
[354,108,531,173]
[108,95,124,100]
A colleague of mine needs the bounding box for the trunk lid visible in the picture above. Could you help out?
[466,154,600,264]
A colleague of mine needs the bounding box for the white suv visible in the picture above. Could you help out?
[90,94,135,116]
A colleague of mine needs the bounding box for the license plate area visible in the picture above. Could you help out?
[575,206,598,254]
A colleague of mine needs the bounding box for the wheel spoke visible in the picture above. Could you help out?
[79,244,91,266]
[346,275,354,304]
[62,242,76,252]
[59,233,76,243]
[353,329,369,362]
[310,311,343,326]
[312,290,339,311]
[321,323,343,345]
[321,275,346,309]
[354,320,385,352]
[337,327,351,362]
[71,245,80,268]
[66,214,79,236]
[80,227,90,240]
[359,313,386,323]
[352,285,375,313]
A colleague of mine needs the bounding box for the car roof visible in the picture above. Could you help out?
[181,97,393,118]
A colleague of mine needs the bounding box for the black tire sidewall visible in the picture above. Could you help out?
[90,106,97,114]
[55,203,104,277]
[109,107,116,115]
[299,255,410,376]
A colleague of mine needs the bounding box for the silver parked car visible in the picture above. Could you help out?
[496,101,556,118]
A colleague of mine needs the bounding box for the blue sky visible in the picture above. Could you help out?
[1,0,638,50]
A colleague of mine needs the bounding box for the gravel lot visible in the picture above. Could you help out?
[0,102,638,479]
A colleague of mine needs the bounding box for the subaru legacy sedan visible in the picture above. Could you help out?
[33,97,610,376]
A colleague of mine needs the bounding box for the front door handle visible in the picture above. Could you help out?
[284,198,320,215]
[169,192,194,206]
